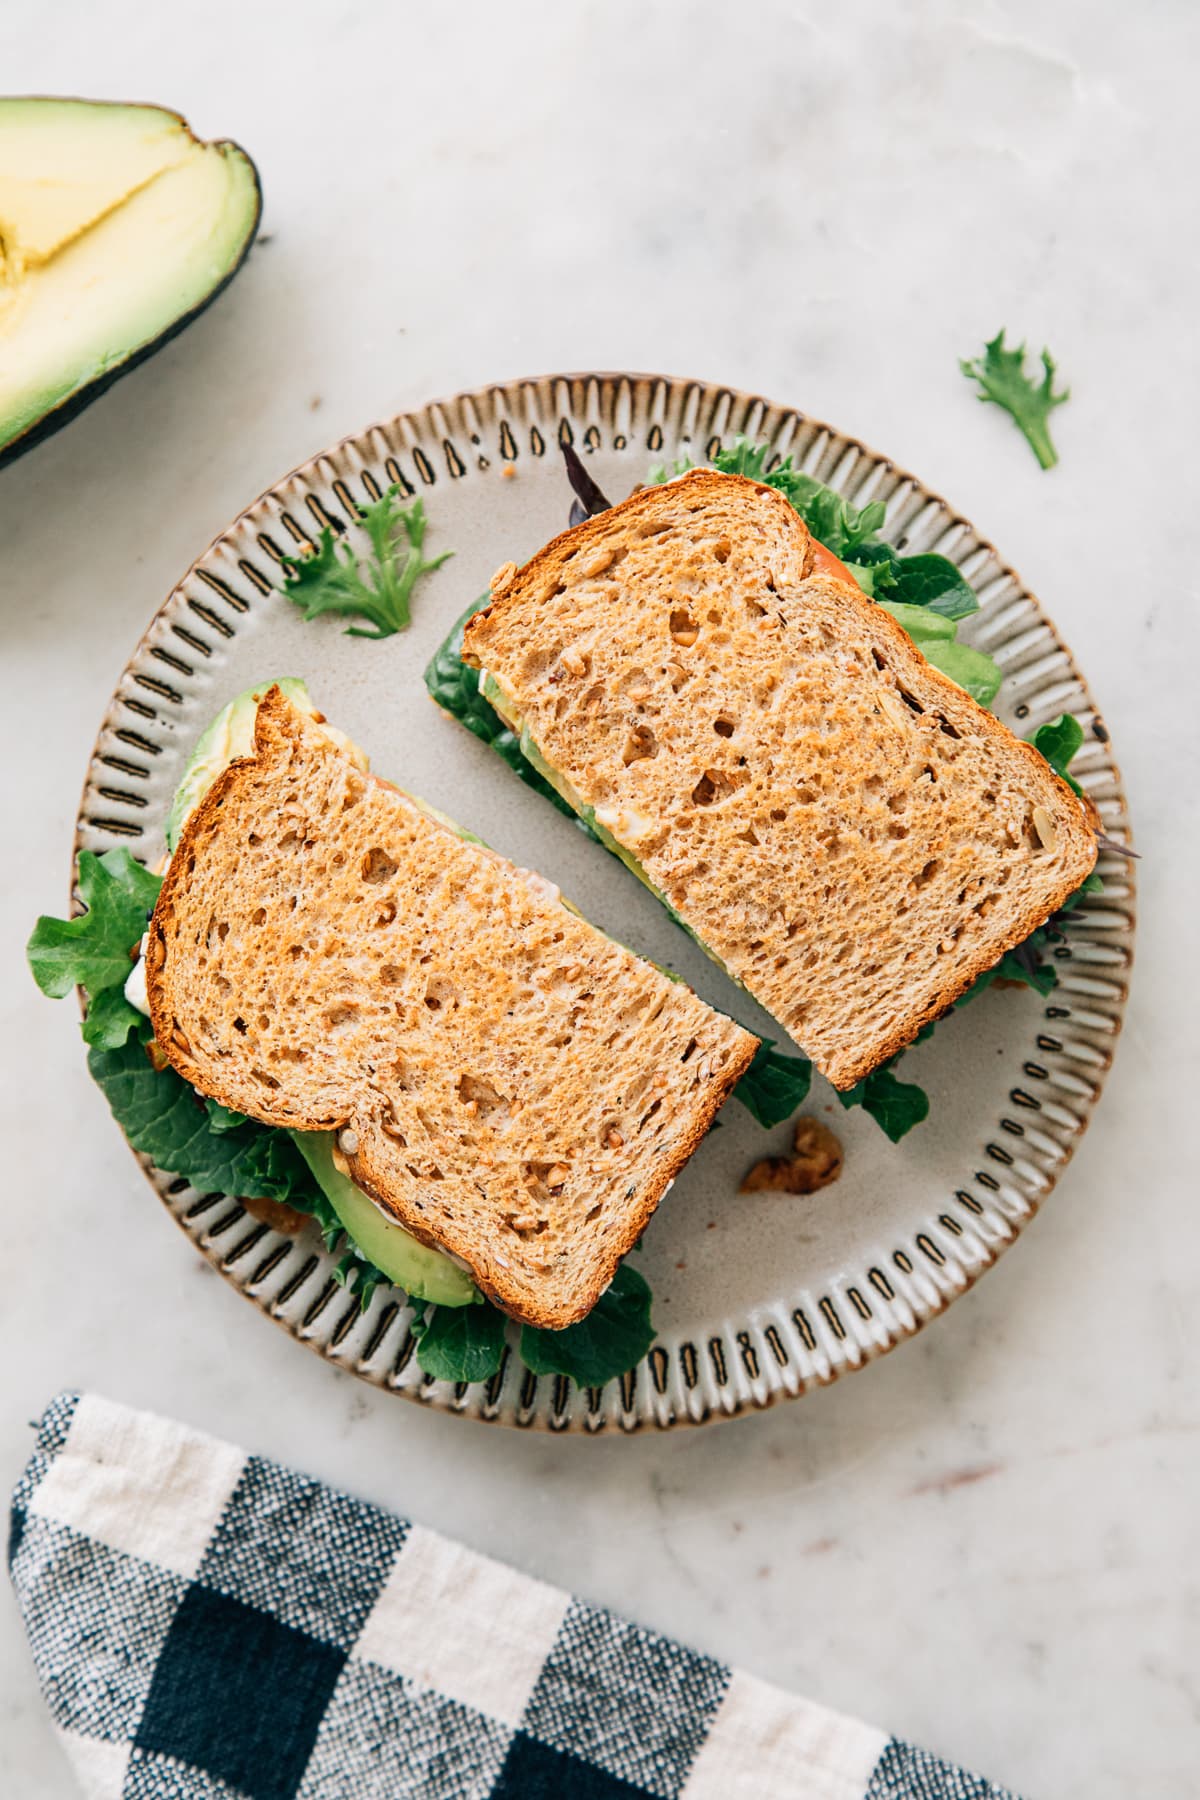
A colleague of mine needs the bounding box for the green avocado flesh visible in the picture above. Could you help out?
[0,98,260,464]
[165,678,314,850]
[290,1133,477,1308]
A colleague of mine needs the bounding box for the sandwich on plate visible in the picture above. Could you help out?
[29,682,757,1387]
[429,441,1102,1127]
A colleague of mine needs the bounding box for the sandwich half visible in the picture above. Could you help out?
[462,469,1098,1090]
[146,686,756,1327]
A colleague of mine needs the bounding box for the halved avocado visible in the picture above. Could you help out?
[290,1132,478,1308]
[0,97,261,467]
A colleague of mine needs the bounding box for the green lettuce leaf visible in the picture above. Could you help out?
[708,439,1001,698]
[919,638,1004,707]
[333,1251,391,1312]
[412,1298,508,1383]
[724,450,886,559]
[840,555,896,600]
[77,984,147,1051]
[881,596,1005,704]
[761,473,886,558]
[654,440,887,561]
[886,552,979,620]
[960,331,1069,471]
[27,849,162,1048]
[27,848,159,1001]
[1029,713,1085,796]
[203,1097,251,1133]
[957,870,1103,1005]
[87,1026,393,1309]
[519,1263,655,1388]
[836,1064,931,1142]
[877,602,957,647]
[733,1040,813,1128]
[424,599,581,822]
[280,488,451,639]
[88,1028,323,1202]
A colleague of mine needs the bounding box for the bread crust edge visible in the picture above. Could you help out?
[147,685,760,1330]
[348,1019,758,1329]
[462,473,1100,1090]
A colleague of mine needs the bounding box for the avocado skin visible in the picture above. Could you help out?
[0,107,261,472]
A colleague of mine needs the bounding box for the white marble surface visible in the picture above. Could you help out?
[1,3,1196,1794]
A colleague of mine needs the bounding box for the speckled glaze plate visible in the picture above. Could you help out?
[77,374,1134,1432]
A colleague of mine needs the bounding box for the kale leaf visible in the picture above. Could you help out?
[27,856,350,1229]
[733,1039,813,1128]
[960,331,1070,471]
[27,849,162,1049]
[519,1263,655,1388]
[280,487,451,639]
[77,984,148,1052]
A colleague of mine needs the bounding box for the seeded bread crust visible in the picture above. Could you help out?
[463,470,1098,1088]
[146,688,757,1327]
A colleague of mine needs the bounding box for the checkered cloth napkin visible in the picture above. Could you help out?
[10,1394,1019,1800]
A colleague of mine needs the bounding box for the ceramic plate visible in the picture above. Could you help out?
[76,374,1134,1432]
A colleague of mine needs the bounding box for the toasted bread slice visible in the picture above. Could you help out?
[146,688,756,1327]
[463,470,1098,1089]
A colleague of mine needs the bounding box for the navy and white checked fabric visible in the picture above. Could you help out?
[10,1394,1021,1800]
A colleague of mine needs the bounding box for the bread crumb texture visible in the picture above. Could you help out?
[464,470,1097,1086]
[147,689,756,1326]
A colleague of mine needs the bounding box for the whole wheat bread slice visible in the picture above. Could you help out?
[146,688,756,1327]
[462,470,1098,1089]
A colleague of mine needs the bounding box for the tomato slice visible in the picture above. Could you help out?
[808,538,857,586]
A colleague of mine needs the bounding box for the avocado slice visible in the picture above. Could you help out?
[165,677,315,850]
[290,1132,478,1308]
[0,98,260,467]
